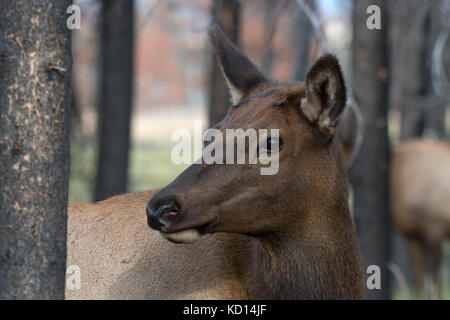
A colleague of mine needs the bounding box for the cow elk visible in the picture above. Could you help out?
[390,139,450,299]
[339,110,450,299]
[66,26,363,299]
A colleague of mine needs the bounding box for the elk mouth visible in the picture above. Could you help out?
[159,217,217,244]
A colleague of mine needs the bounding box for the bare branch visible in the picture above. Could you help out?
[431,1,450,97]
[139,0,164,30]
[295,0,329,52]
[388,262,410,298]
[432,31,450,95]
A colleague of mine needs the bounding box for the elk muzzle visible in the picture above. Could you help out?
[146,198,179,231]
[146,191,215,244]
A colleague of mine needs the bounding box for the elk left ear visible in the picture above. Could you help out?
[208,25,266,104]
[301,54,347,138]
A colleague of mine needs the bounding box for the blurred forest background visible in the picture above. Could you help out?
[68,0,450,299]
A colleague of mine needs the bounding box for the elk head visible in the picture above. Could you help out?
[146,26,348,244]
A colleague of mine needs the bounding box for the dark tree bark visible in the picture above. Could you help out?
[208,0,241,126]
[0,1,72,299]
[349,0,392,300]
[389,0,430,139]
[290,0,313,82]
[388,0,431,292]
[390,0,446,140]
[423,0,448,139]
[95,0,134,201]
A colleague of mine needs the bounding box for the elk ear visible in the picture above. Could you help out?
[208,25,266,104]
[301,54,347,138]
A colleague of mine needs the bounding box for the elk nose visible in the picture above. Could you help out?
[146,199,179,231]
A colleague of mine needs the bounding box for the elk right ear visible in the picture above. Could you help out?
[301,54,347,139]
[208,25,266,104]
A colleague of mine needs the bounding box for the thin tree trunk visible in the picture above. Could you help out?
[389,0,431,139]
[349,0,392,300]
[95,0,134,201]
[0,0,72,299]
[388,0,431,292]
[424,0,447,139]
[291,0,313,82]
[208,0,241,127]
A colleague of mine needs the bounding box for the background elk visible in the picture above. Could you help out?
[390,139,450,299]
[339,116,450,299]
[66,26,363,299]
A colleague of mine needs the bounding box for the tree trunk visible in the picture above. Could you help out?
[95,0,134,201]
[390,1,446,140]
[423,0,448,139]
[0,0,72,299]
[208,0,241,127]
[387,1,427,290]
[291,0,313,82]
[349,0,392,300]
[389,0,430,139]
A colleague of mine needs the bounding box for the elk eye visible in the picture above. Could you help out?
[260,137,283,156]
[267,137,283,152]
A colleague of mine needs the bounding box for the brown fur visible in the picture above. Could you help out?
[66,26,363,300]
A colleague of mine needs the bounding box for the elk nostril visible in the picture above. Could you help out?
[146,196,179,230]
[161,209,178,220]
[158,207,179,227]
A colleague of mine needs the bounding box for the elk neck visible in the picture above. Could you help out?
[227,167,362,299]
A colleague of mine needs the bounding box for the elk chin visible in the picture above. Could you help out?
[160,229,202,244]
[159,216,218,244]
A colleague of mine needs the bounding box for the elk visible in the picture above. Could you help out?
[338,112,450,299]
[390,139,450,299]
[66,26,363,299]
